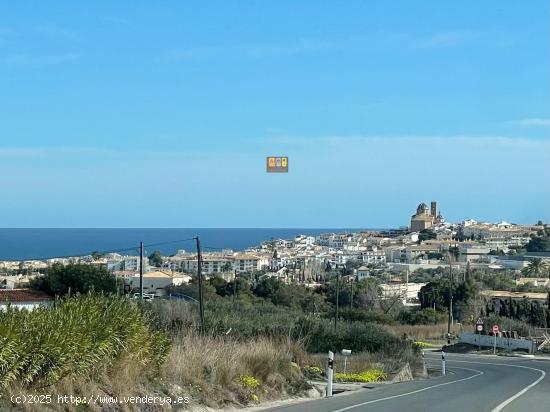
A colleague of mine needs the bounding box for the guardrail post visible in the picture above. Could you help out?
[326,351,334,398]
[441,351,446,376]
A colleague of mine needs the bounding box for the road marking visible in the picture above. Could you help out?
[430,358,546,412]
[332,367,483,412]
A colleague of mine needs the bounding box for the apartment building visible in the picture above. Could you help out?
[358,247,387,265]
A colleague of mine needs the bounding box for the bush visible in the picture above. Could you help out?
[335,369,386,382]
[152,299,417,359]
[0,294,170,388]
[305,321,416,355]
[483,315,531,337]
[30,263,117,296]
[398,308,444,325]
[336,308,396,325]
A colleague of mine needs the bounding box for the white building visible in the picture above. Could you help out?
[0,289,53,311]
[123,271,174,296]
[461,221,532,241]
[458,243,491,262]
[358,248,386,265]
[357,266,370,280]
[107,255,149,272]
[380,282,427,302]
[234,254,263,273]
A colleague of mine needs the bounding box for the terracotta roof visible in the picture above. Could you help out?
[0,289,53,303]
[132,270,172,278]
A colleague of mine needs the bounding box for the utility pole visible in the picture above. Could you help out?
[447,254,453,344]
[334,271,340,330]
[405,269,409,305]
[509,295,513,339]
[139,241,144,300]
[195,237,205,334]
[350,278,354,310]
[233,269,237,305]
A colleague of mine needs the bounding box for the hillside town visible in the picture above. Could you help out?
[1,201,548,312]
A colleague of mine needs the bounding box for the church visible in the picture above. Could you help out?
[410,201,444,232]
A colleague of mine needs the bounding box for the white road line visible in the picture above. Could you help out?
[332,367,484,412]
[491,372,546,412]
[431,358,546,412]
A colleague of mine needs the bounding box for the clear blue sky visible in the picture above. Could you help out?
[0,1,548,227]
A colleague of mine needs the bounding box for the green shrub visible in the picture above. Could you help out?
[30,263,117,296]
[398,308,444,325]
[336,308,396,325]
[0,294,170,388]
[153,299,416,358]
[305,321,414,355]
[484,315,530,337]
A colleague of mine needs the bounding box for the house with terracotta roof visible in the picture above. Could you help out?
[0,289,53,311]
[124,270,174,296]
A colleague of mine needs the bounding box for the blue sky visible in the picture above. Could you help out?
[0,1,548,227]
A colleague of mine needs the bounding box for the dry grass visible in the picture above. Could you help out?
[2,334,311,411]
[308,352,386,375]
[3,357,159,412]
[159,333,311,408]
[307,345,421,379]
[385,323,461,343]
[2,331,424,411]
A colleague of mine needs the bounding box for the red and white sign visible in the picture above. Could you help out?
[492,324,500,334]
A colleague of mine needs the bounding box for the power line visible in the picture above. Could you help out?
[142,237,197,249]
[1,245,141,263]
[1,237,198,263]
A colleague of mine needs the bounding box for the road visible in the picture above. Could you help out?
[264,353,550,412]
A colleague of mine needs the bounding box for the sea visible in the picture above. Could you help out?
[0,228,374,261]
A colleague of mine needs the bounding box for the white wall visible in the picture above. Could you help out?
[0,301,52,311]
[459,332,535,353]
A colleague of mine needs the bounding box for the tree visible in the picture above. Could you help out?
[526,232,550,252]
[91,251,104,261]
[529,301,546,327]
[454,277,478,303]
[418,229,437,243]
[254,277,295,306]
[398,307,442,325]
[353,278,381,310]
[521,258,548,278]
[31,263,117,296]
[209,276,228,296]
[148,250,163,267]
[419,278,450,310]
[221,262,233,273]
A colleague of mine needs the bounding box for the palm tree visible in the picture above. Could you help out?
[521,258,548,278]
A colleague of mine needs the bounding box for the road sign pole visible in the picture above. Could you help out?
[478,329,481,352]
[492,324,499,355]
[476,320,483,352]
[441,351,446,376]
[326,351,334,398]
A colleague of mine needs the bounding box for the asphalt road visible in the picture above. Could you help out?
[264,353,550,412]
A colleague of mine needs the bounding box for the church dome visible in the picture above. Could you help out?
[416,203,429,214]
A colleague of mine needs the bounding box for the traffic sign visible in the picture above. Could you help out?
[492,324,500,334]
[476,324,483,332]
[476,318,483,325]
